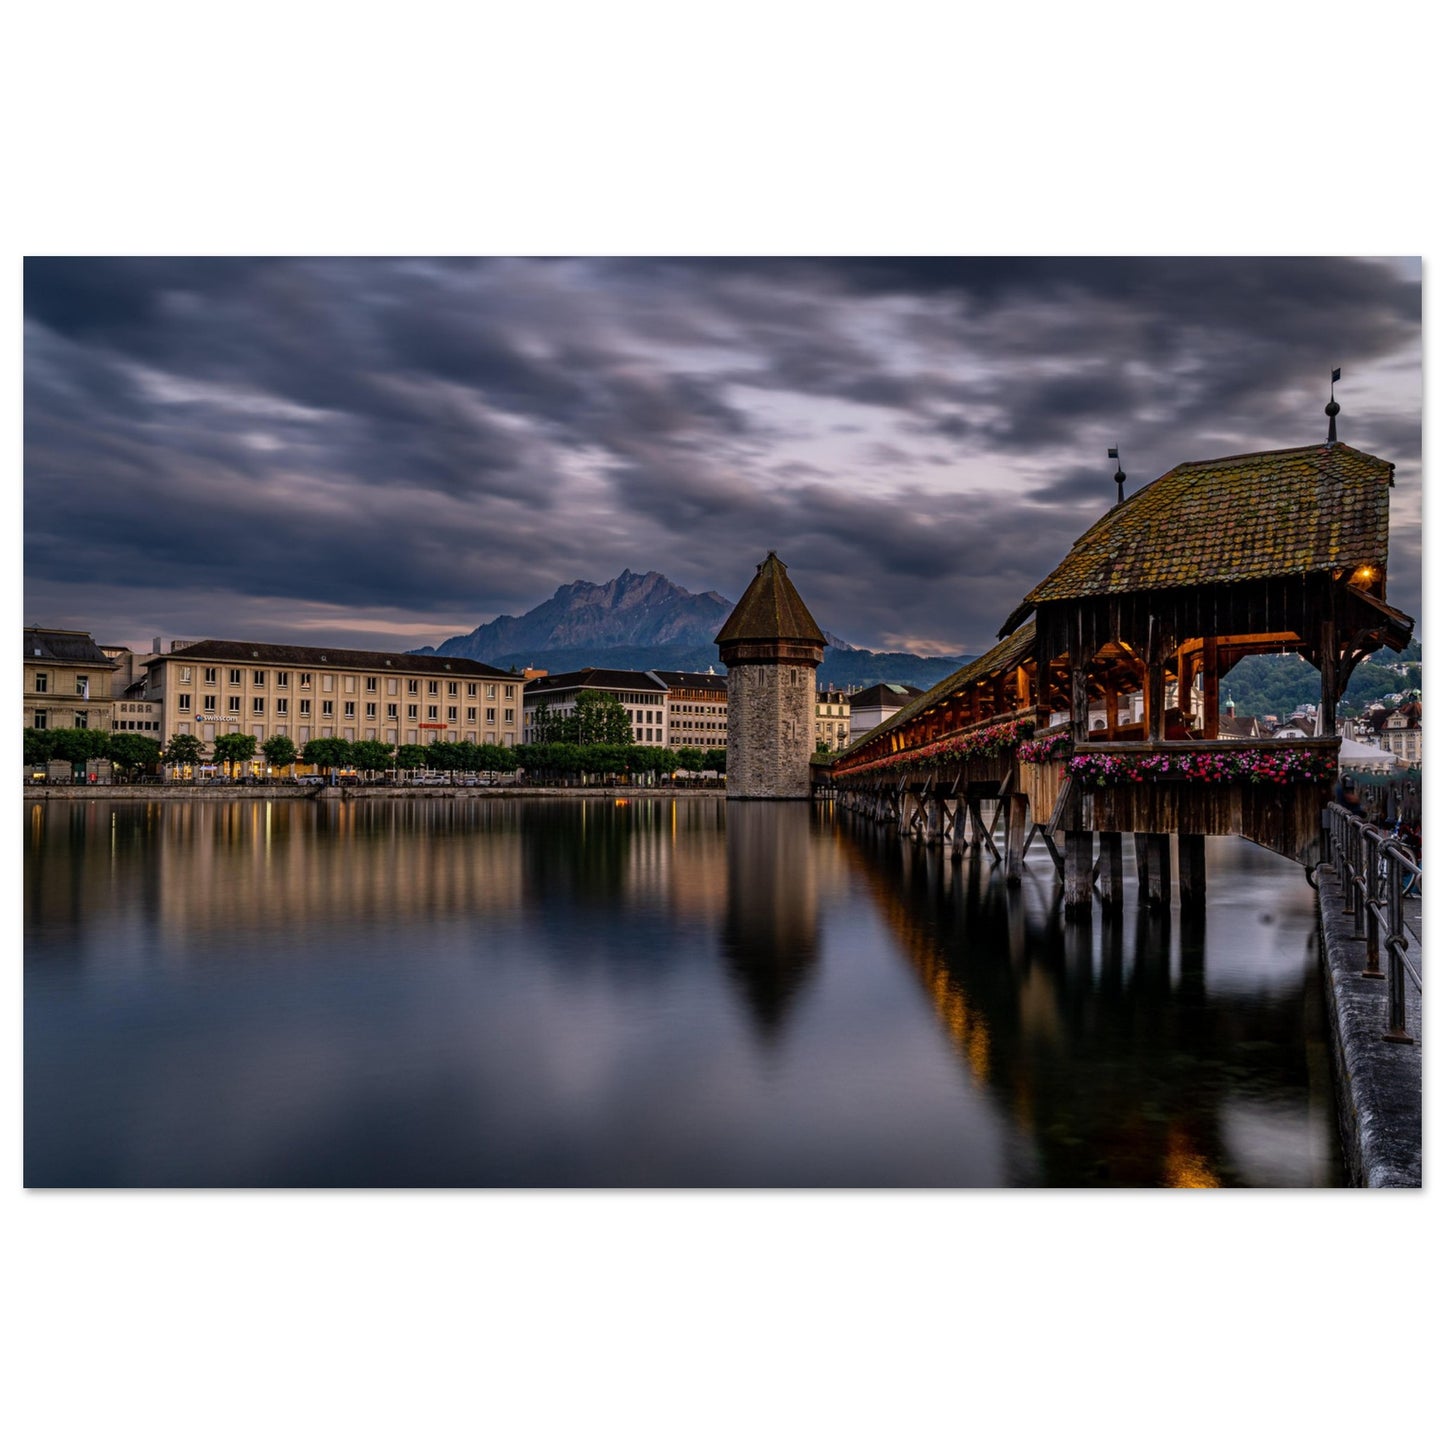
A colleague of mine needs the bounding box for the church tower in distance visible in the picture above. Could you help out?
[715,552,826,799]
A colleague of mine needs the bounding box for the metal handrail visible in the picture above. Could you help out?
[1322,802,1421,1044]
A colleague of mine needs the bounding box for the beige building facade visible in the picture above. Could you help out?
[142,639,521,757]
[654,669,729,751]
[522,667,670,744]
[814,688,851,752]
[24,627,117,734]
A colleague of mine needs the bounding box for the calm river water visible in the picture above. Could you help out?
[24,796,1343,1187]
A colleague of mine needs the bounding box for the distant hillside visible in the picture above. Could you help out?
[417,569,971,690]
[1226,642,1421,721]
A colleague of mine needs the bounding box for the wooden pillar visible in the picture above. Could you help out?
[1178,834,1206,914]
[1104,682,1118,741]
[924,793,942,847]
[1064,830,1093,915]
[1145,833,1172,911]
[1004,794,1028,888]
[1178,649,1196,727]
[1070,611,1090,744]
[1098,831,1124,913]
[1319,617,1338,738]
[1202,637,1220,741]
[1145,658,1166,743]
[1033,637,1052,732]
[1134,832,1151,897]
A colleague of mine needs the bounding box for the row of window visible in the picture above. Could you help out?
[174,695,515,724]
[30,673,91,697]
[180,724,518,746]
[30,711,91,729]
[170,666,516,701]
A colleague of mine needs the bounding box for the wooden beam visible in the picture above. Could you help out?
[1098,831,1124,913]
[1202,637,1220,740]
[1179,834,1206,914]
[1145,834,1172,911]
[1064,831,1093,916]
[1003,794,1028,888]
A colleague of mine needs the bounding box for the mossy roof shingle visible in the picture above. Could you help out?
[1013,442,1393,623]
[715,552,826,647]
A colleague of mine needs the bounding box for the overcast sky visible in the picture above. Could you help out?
[23,256,1421,658]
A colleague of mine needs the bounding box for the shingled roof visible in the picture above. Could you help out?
[715,552,826,647]
[166,639,516,677]
[1000,442,1394,635]
[24,627,117,667]
[838,621,1036,759]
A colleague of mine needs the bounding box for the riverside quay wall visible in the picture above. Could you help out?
[1314,860,1422,1188]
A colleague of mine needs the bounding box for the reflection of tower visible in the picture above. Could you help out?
[716,552,826,799]
[722,802,818,1040]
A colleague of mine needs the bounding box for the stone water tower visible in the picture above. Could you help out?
[715,552,826,799]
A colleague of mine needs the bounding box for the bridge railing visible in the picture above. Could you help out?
[1323,802,1421,1044]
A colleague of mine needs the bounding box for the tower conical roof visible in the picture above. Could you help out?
[714,552,826,647]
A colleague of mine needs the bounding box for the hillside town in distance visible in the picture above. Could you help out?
[22,565,1424,804]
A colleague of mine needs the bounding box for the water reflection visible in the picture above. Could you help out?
[836,811,1339,1187]
[24,798,1341,1186]
[721,802,819,1039]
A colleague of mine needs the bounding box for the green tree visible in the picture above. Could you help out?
[107,733,162,780]
[477,743,515,776]
[702,748,727,774]
[163,732,206,776]
[212,732,258,778]
[674,747,705,774]
[262,734,299,775]
[395,743,428,773]
[531,699,561,744]
[24,728,56,768]
[573,689,635,746]
[428,740,466,778]
[48,727,115,768]
[301,737,353,773]
[351,739,395,777]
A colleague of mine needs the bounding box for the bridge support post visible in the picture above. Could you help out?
[1134,832,1151,899]
[924,793,942,847]
[1003,795,1028,887]
[1064,830,1093,916]
[1097,831,1124,913]
[1178,834,1206,915]
[1144,833,1172,911]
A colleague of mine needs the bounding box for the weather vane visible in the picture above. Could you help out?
[1108,447,1126,507]
[1326,367,1341,443]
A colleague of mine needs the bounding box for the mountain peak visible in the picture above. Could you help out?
[419,569,966,689]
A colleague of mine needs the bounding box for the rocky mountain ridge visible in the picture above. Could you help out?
[417,569,969,690]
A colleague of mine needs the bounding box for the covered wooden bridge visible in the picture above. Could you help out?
[830,435,1414,913]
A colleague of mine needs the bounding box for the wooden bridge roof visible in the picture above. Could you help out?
[839,621,1036,759]
[1000,442,1394,635]
[715,552,826,647]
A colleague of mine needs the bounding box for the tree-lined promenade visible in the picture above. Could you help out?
[24,687,728,787]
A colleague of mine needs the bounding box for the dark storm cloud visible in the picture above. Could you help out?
[23,256,1421,654]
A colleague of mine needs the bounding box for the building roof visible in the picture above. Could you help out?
[839,622,1036,758]
[652,669,728,693]
[24,627,117,667]
[1001,442,1394,634]
[715,552,826,647]
[523,666,668,696]
[160,639,516,678]
[848,682,927,708]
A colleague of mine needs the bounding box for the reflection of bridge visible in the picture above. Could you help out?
[831,426,1414,915]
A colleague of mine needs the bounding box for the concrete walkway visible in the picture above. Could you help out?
[1315,864,1422,1187]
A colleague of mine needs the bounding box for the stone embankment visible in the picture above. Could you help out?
[1315,863,1422,1187]
[25,782,723,802]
